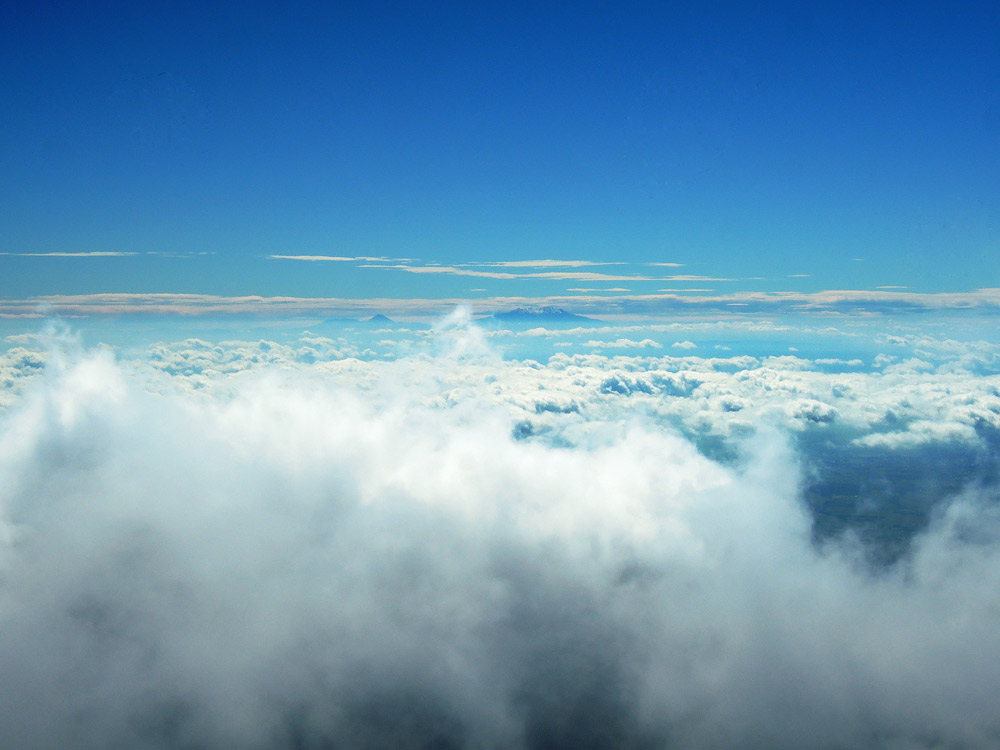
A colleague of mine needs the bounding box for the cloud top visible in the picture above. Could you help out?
[1,336,1000,748]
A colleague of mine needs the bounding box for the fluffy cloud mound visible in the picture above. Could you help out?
[2,345,1000,749]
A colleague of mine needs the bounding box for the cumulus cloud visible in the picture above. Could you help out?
[4,320,983,454]
[0,345,46,408]
[1,334,1000,749]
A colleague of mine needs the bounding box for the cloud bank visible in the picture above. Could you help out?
[1,335,1000,749]
[3,288,1000,318]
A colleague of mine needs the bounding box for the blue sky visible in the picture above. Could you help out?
[1,1,998,310]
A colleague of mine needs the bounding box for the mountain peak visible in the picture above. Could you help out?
[489,306,593,322]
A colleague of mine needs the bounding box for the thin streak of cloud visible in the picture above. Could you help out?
[468,260,625,268]
[0,251,138,257]
[370,265,517,279]
[664,275,733,282]
[268,255,397,262]
[371,264,661,282]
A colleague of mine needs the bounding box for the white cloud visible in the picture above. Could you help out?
[2,342,1000,749]
[813,358,862,366]
[672,340,697,349]
[0,346,47,408]
[469,260,625,268]
[373,264,663,282]
[268,254,395,262]
[663,275,732,282]
[3,288,1000,318]
[0,251,137,257]
[583,338,662,349]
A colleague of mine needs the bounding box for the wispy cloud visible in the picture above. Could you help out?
[664,275,733,282]
[468,259,625,268]
[657,288,715,293]
[269,255,399,262]
[567,287,631,292]
[648,262,685,267]
[370,264,661,282]
[0,251,138,257]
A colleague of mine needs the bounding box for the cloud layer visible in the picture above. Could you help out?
[1,333,1000,748]
[4,288,1000,318]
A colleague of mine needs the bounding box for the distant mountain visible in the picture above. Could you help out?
[356,313,417,329]
[487,306,596,323]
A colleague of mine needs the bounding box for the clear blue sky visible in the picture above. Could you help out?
[1,1,998,304]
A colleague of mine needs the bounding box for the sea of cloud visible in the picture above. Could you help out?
[1,316,1000,748]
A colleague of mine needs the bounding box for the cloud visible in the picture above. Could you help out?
[663,275,733,282]
[3,289,1000,318]
[814,358,863,366]
[371,265,662,282]
[5,316,988,459]
[268,255,396,262]
[672,340,697,349]
[583,338,662,349]
[2,341,1000,749]
[468,260,625,268]
[0,251,138,257]
[656,288,715,292]
[0,345,46,408]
